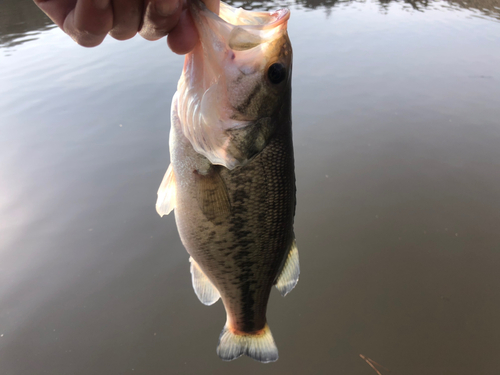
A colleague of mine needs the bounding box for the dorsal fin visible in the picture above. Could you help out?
[275,238,299,297]
[190,257,221,306]
[156,164,176,217]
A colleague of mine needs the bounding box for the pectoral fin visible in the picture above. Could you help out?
[275,239,300,297]
[156,164,176,217]
[195,166,231,221]
[190,257,221,306]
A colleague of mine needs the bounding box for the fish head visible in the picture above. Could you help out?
[176,1,292,169]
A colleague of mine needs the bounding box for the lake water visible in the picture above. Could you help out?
[1,0,500,374]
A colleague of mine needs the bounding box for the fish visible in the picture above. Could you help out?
[156,0,297,363]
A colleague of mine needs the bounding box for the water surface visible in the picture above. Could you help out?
[1,0,500,374]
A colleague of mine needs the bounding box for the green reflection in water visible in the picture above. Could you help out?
[1,0,498,52]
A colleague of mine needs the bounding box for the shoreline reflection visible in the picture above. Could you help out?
[1,0,498,52]
[0,0,55,50]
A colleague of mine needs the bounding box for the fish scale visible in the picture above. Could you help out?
[175,126,295,331]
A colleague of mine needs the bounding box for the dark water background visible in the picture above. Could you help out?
[1,0,500,374]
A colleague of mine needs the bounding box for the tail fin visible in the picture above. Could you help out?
[217,323,278,363]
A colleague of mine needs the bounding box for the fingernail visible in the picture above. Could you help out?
[155,0,180,16]
[93,0,110,10]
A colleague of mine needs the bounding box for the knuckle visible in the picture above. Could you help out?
[139,32,163,41]
[78,39,102,48]
[139,11,179,40]
[72,33,104,48]
[74,17,113,37]
[109,28,137,41]
[139,25,168,41]
[82,25,111,36]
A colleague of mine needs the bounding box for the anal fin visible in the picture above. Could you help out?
[189,257,220,306]
[156,164,176,217]
[275,238,300,297]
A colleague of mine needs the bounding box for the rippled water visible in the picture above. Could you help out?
[1,0,500,374]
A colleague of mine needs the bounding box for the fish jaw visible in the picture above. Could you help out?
[175,1,292,169]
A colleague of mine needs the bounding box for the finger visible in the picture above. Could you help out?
[63,0,114,47]
[202,0,219,14]
[139,0,182,41]
[167,8,198,55]
[33,0,77,29]
[108,0,143,41]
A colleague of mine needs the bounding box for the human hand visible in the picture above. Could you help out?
[33,0,199,54]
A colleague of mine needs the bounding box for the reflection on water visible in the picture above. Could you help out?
[0,0,55,50]
[1,0,498,48]
[447,0,500,20]
[226,0,500,20]
[1,0,500,374]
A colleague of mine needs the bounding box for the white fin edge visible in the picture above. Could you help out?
[217,323,278,363]
[189,257,220,306]
[156,164,176,217]
[275,239,299,297]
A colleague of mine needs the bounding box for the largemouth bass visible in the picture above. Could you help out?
[156,0,297,363]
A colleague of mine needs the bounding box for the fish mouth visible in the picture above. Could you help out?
[191,0,290,29]
[190,0,290,51]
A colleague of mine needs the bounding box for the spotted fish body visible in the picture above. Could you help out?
[156,0,298,363]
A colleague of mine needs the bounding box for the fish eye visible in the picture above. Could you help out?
[267,63,286,84]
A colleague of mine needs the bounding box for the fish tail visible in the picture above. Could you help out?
[217,323,278,363]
